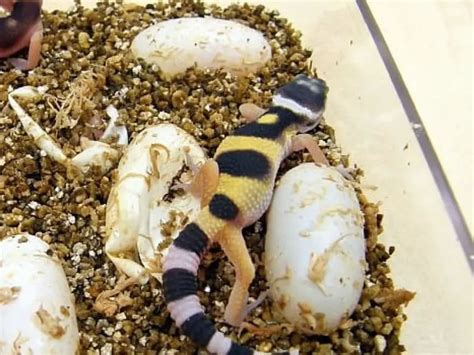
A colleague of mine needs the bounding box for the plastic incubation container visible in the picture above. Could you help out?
[33,1,474,354]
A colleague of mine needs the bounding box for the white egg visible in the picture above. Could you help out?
[0,234,79,354]
[131,17,271,77]
[265,163,366,334]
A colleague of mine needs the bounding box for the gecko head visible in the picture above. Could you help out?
[272,74,328,133]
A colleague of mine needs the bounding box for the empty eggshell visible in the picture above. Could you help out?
[0,234,79,354]
[131,17,271,77]
[265,163,366,335]
[105,124,206,283]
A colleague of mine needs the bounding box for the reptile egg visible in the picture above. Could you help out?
[265,163,366,334]
[131,17,271,77]
[0,234,79,354]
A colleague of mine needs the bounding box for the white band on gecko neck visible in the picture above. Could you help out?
[272,94,318,121]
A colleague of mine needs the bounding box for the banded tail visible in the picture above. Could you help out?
[163,210,258,355]
[163,212,294,355]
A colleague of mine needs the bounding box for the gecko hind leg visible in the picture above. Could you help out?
[217,224,256,327]
[174,158,219,208]
[191,159,219,207]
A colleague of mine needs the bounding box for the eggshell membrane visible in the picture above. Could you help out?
[265,163,366,334]
[105,124,206,283]
[70,140,119,174]
[0,234,79,354]
[131,17,271,77]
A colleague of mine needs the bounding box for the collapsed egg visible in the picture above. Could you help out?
[0,234,79,354]
[105,123,206,283]
[265,163,366,334]
[131,17,271,77]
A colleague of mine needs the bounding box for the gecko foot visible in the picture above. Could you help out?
[236,291,268,335]
[240,321,292,336]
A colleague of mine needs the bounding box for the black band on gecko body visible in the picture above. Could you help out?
[163,268,197,302]
[209,193,239,220]
[180,312,216,348]
[173,222,209,256]
[233,106,301,140]
[228,342,254,355]
[215,149,271,179]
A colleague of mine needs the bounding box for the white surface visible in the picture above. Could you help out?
[265,164,365,334]
[131,17,271,77]
[0,234,79,354]
[368,0,473,236]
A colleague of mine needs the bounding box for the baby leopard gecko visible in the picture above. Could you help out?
[0,0,43,70]
[163,74,329,354]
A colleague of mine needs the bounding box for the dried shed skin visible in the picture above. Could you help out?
[8,86,121,175]
[0,1,413,353]
[0,286,21,304]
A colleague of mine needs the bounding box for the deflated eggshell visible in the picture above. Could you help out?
[0,234,79,354]
[131,17,271,77]
[105,123,206,283]
[265,163,366,334]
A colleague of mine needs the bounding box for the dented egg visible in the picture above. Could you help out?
[265,163,366,334]
[0,234,79,354]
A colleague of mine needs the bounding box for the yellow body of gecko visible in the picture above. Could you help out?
[163,74,328,355]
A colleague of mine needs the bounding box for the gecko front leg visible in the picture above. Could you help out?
[239,102,266,123]
[291,133,329,165]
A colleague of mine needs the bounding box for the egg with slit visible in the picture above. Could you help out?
[265,163,366,334]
